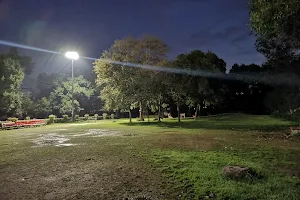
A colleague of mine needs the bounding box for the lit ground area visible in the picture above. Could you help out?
[0,114,299,200]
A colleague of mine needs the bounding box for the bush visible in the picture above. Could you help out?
[63,114,69,122]
[54,118,64,123]
[111,113,115,119]
[75,115,80,121]
[7,117,18,122]
[103,113,108,120]
[48,115,56,124]
[25,116,30,120]
[94,114,99,120]
[84,114,89,120]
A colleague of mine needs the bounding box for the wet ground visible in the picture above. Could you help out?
[0,124,173,200]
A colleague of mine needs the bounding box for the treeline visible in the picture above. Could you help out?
[1,0,299,121]
[94,36,271,122]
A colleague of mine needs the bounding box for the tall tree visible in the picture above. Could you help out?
[249,0,300,114]
[94,35,169,122]
[49,76,94,116]
[0,54,25,117]
[250,0,300,59]
[173,50,226,119]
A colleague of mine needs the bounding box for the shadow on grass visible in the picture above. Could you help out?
[120,115,296,132]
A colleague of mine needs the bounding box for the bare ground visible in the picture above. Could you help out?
[0,127,173,200]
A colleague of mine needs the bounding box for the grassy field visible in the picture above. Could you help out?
[0,114,299,200]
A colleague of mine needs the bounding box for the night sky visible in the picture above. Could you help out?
[0,0,265,78]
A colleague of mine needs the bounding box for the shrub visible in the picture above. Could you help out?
[7,117,18,122]
[94,114,99,120]
[48,115,56,124]
[25,116,30,120]
[111,113,115,119]
[63,114,69,122]
[75,115,80,121]
[103,113,108,120]
[84,114,89,120]
[54,118,64,123]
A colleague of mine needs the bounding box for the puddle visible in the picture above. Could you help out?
[31,133,76,147]
[73,129,119,137]
[123,133,137,137]
[66,123,100,127]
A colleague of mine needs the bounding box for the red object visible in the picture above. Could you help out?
[1,119,46,129]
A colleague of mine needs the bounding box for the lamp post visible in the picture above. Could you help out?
[65,51,79,121]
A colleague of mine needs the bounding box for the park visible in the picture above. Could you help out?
[0,114,299,199]
[1,0,300,199]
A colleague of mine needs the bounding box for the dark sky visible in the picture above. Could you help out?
[0,0,264,78]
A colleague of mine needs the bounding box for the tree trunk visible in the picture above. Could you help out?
[158,99,161,122]
[177,103,180,122]
[129,109,132,123]
[139,102,144,121]
[147,108,150,123]
[194,104,200,120]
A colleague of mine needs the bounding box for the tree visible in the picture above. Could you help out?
[249,0,300,59]
[0,54,25,117]
[35,97,52,118]
[226,63,269,114]
[8,48,35,75]
[36,72,59,99]
[173,50,226,119]
[249,0,300,115]
[49,76,94,115]
[94,35,169,122]
[167,72,186,122]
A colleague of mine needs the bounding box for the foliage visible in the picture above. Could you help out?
[7,48,34,75]
[249,0,300,115]
[25,116,30,120]
[75,115,80,121]
[62,114,69,123]
[249,0,300,59]
[94,35,169,122]
[173,50,227,119]
[103,113,108,120]
[110,113,115,119]
[225,63,270,114]
[84,114,89,120]
[49,75,94,115]
[0,54,25,116]
[35,97,51,118]
[48,115,56,124]
[36,72,60,99]
[94,114,98,120]
[7,117,18,122]
[21,94,35,117]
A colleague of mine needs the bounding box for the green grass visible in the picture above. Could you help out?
[0,114,299,199]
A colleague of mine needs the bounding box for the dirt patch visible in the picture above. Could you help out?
[31,133,76,147]
[73,129,119,137]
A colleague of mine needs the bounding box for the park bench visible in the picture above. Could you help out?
[1,121,16,129]
[290,127,300,135]
[1,119,46,130]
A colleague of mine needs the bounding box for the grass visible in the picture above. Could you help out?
[0,114,299,199]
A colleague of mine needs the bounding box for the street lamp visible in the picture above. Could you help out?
[65,51,79,121]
